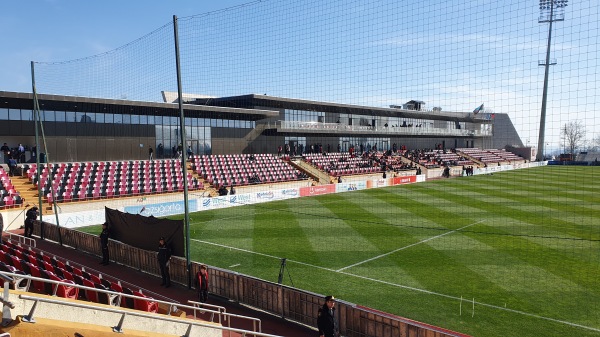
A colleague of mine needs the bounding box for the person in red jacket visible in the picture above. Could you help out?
[195,264,209,302]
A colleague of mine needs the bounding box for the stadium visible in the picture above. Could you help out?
[0,1,599,337]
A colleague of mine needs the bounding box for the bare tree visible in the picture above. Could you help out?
[561,120,586,158]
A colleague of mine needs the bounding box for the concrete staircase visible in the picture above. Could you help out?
[290,159,330,184]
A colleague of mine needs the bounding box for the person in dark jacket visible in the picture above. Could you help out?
[99,222,110,265]
[317,295,338,337]
[157,237,172,287]
[195,264,209,302]
[24,206,38,238]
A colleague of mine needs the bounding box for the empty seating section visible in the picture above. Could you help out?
[0,166,24,208]
[191,154,307,188]
[0,239,159,312]
[457,148,523,164]
[23,159,203,202]
[304,153,380,177]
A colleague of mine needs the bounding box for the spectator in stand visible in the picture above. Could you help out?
[8,156,17,176]
[218,185,228,196]
[157,143,164,158]
[187,146,193,160]
[195,264,210,303]
[157,237,172,287]
[229,185,236,195]
[148,147,154,161]
[317,295,338,337]
[278,145,282,156]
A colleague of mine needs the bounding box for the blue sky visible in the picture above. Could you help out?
[1,0,598,153]
[0,0,250,91]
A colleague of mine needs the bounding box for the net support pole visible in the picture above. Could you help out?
[173,15,192,289]
[536,1,556,162]
[31,62,43,223]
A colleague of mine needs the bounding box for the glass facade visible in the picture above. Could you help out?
[0,107,254,156]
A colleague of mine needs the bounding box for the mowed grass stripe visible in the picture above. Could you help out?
[494,167,600,197]
[315,193,415,256]
[406,183,600,291]
[425,182,598,239]
[431,178,600,240]
[467,171,600,210]
[339,188,520,302]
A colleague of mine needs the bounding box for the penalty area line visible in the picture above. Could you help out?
[337,220,485,272]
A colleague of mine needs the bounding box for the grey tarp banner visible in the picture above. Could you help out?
[105,207,184,257]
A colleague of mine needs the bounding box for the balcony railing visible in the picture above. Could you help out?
[277,121,492,137]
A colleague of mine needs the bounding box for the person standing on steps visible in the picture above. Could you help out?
[157,237,172,287]
[99,222,110,265]
[195,264,209,303]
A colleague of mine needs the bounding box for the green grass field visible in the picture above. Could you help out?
[83,166,600,337]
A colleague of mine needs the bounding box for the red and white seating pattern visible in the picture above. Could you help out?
[304,153,380,177]
[191,154,307,188]
[0,166,24,208]
[457,148,523,164]
[24,159,203,202]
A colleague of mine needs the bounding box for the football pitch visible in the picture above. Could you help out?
[182,166,600,337]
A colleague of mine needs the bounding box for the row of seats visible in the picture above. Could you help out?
[191,153,308,188]
[0,167,24,209]
[457,148,524,164]
[23,159,203,203]
[0,239,158,313]
[304,152,380,177]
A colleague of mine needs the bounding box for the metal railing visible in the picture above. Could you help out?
[0,271,264,335]
[18,294,281,337]
[5,233,36,248]
[278,120,491,137]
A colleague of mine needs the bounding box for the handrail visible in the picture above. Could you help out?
[18,294,282,337]
[187,299,227,320]
[6,233,36,248]
[0,271,261,332]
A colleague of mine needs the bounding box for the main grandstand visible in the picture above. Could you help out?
[0,90,525,163]
[0,89,528,208]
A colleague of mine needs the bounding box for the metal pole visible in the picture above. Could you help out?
[173,15,192,289]
[31,62,43,222]
[536,1,555,162]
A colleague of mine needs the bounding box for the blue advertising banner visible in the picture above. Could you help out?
[124,199,198,217]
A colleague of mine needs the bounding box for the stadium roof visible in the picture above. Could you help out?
[1,91,278,121]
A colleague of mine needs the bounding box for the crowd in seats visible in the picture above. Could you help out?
[0,239,159,312]
[0,166,24,209]
[402,149,474,168]
[191,153,308,188]
[23,159,203,203]
[457,148,523,165]
[304,152,381,177]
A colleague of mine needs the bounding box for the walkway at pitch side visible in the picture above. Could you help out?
[8,229,314,337]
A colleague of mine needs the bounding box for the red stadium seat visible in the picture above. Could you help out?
[132,291,158,313]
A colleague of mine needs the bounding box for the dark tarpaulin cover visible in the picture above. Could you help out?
[105,207,184,257]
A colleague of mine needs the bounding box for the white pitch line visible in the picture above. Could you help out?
[336,220,485,272]
[191,232,600,333]
[190,238,337,272]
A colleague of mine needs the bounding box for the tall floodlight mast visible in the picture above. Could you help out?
[536,0,568,161]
